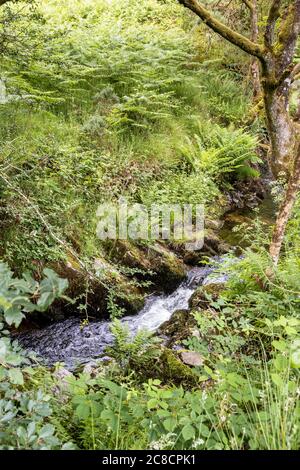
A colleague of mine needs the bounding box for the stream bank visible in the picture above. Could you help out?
[17,182,275,370]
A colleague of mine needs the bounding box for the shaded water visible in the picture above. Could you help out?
[220,194,276,249]
[18,264,225,369]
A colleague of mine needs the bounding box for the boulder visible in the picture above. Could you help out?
[181,351,204,367]
[106,239,186,292]
[189,283,226,310]
[158,309,196,346]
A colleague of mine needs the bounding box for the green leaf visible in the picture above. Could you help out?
[39,424,55,439]
[0,339,7,359]
[100,409,118,431]
[37,292,55,311]
[147,398,158,410]
[76,402,91,419]
[62,442,77,450]
[8,368,24,385]
[0,296,12,311]
[157,410,171,418]
[285,326,297,336]
[274,354,288,371]
[291,350,300,369]
[272,340,287,352]
[4,307,24,327]
[163,417,177,432]
[182,424,196,441]
[271,373,284,388]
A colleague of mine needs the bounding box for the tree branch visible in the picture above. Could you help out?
[264,0,282,49]
[178,0,264,59]
[241,0,253,11]
[277,1,300,73]
[291,62,300,80]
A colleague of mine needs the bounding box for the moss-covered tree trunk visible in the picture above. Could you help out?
[269,143,300,265]
[262,70,297,178]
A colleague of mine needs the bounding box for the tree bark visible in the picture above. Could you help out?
[249,0,261,99]
[262,73,297,177]
[269,142,300,265]
[177,0,264,58]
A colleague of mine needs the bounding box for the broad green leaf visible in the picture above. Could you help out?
[8,368,24,385]
[291,350,300,369]
[271,340,287,352]
[39,424,55,439]
[0,296,12,311]
[76,402,91,419]
[182,424,196,441]
[147,398,158,410]
[4,307,24,327]
[163,417,177,432]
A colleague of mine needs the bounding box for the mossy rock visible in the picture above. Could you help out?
[148,243,186,292]
[158,348,201,387]
[132,348,201,387]
[35,255,145,324]
[106,240,186,292]
[223,212,252,226]
[189,283,226,310]
[170,228,230,265]
[104,240,152,271]
[158,309,196,347]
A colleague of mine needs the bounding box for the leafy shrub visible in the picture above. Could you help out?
[107,319,161,372]
[140,171,219,207]
[180,121,260,182]
[0,262,75,449]
[0,262,68,327]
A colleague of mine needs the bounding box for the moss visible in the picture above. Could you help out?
[158,348,200,387]
[107,240,186,292]
[158,309,196,346]
[29,253,145,324]
[189,283,226,310]
[276,5,296,55]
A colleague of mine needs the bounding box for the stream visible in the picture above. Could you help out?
[17,262,227,369]
[17,194,275,370]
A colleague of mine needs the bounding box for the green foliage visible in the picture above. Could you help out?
[180,121,260,182]
[0,263,74,449]
[0,0,256,272]
[107,319,161,372]
[0,262,68,327]
[140,171,219,207]
[3,0,295,453]
[195,67,250,124]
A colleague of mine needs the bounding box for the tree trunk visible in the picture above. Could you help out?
[262,74,297,178]
[269,143,300,265]
[295,94,300,122]
[262,69,299,264]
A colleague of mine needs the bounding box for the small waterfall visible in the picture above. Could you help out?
[17,261,228,369]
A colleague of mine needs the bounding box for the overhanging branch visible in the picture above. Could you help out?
[291,62,300,80]
[178,0,264,59]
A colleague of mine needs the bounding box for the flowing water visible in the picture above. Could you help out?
[16,191,275,370]
[17,263,228,369]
